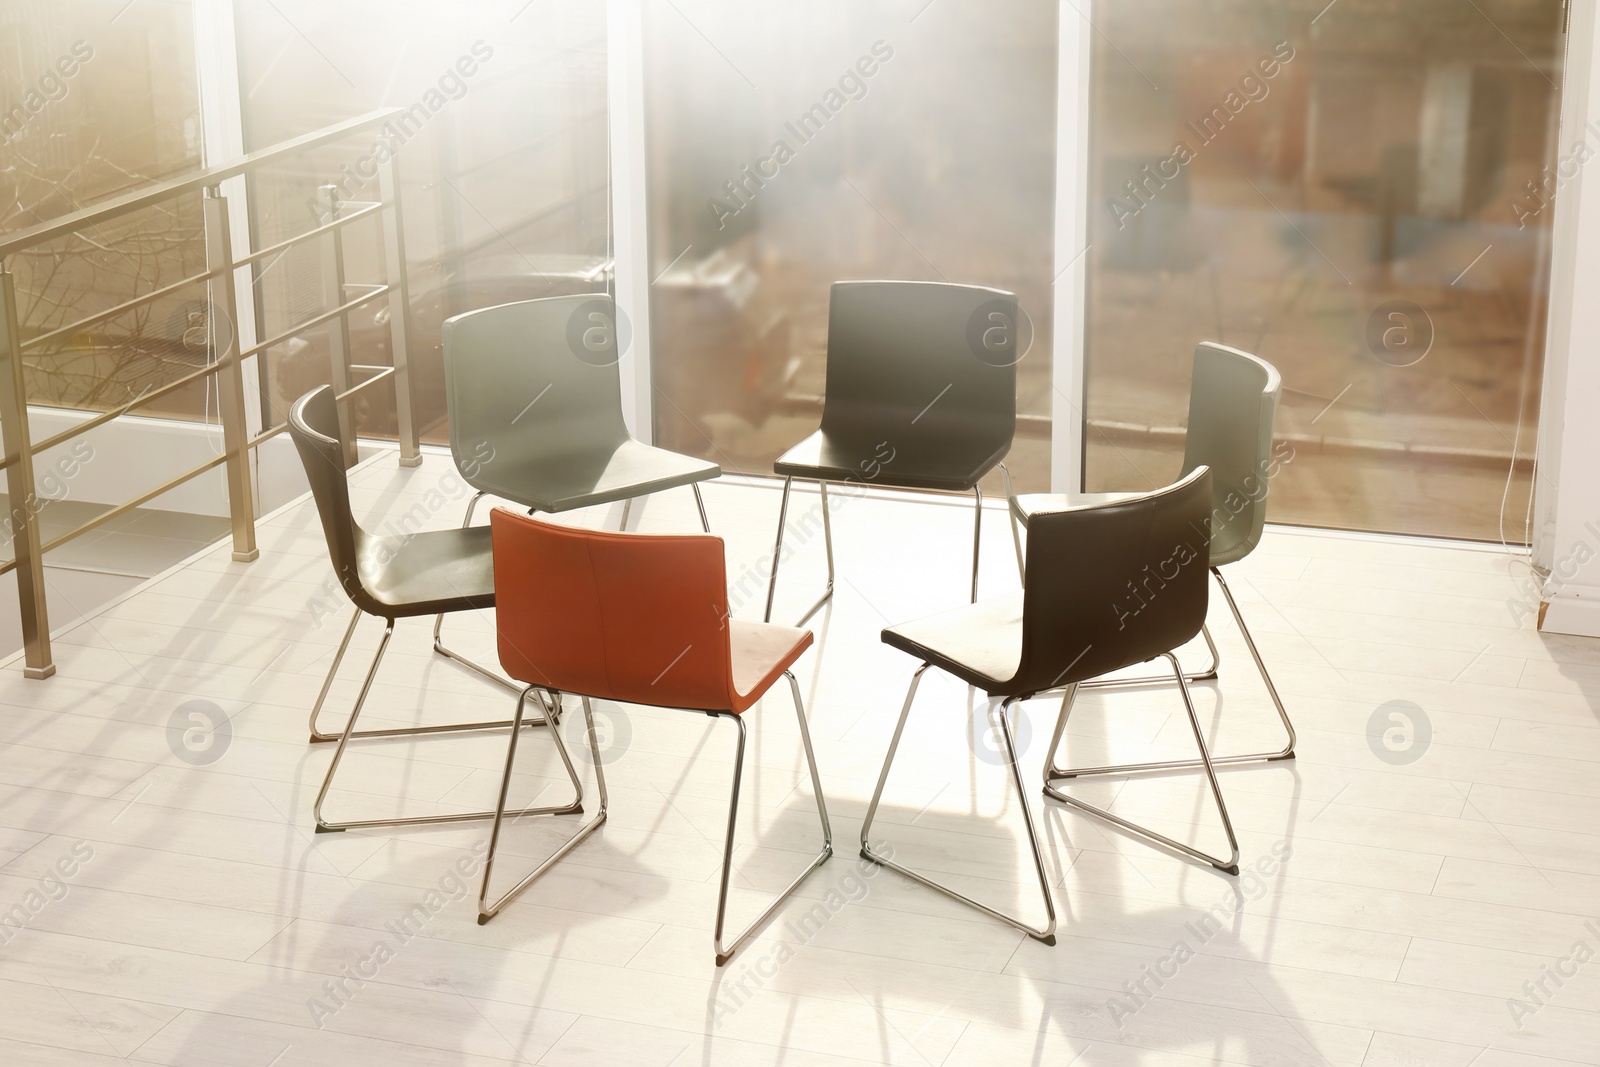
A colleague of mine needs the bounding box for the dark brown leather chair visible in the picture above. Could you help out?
[477,507,832,966]
[288,386,580,833]
[861,466,1239,942]
[1010,342,1294,771]
[764,280,1019,625]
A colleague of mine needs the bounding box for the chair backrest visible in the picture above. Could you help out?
[1013,467,1212,696]
[490,508,741,711]
[1179,342,1281,566]
[443,295,631,492]
[821,280,1016,451]
[288,385,374,613]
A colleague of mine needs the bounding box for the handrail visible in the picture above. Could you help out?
[22,269,214,351]
[0,108,401,260]
[236,201,383,268]
[5,256,393,460]
[239,284,390,361]
[36,453,231,556]
[0,352,398,561]
[0,108,421,679]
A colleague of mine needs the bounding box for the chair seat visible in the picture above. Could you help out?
[728,621,813,712]
[581,620,810,714]
[359,526,495,618]
[775,429,1007,493]
[1010,490,1147,526]
[471,439,719,514]
[882,592,1024,696]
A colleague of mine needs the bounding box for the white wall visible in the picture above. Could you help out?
[27,405,304,519]
[1533,0,1600,636]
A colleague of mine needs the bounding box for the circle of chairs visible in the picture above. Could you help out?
[287,285,1295,965]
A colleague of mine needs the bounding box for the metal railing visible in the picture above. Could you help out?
[0,108,418,679]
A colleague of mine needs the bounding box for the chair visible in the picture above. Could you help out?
[1009,341,1295,771]
[764,280,1018,625]
[861,467,1238,941]
[477,508,833,966]
[287,386,582,832]
[432,294,721,685]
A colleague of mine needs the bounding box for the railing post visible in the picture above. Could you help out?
[319,185,358,467]
[377,135,421,467]
[204,187,259,563]
[0,263,53,678]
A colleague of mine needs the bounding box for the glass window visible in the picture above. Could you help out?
[234,0,611,442]
[1083,0,1565,541]
[1,0,208,419]
[644,0,1059,491]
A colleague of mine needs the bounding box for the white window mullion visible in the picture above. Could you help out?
[607,0,655,442]
[1050,0,1093,493]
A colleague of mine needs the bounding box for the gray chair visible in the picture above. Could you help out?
[1009,341,1295,773]
[432,294,721,682]
[862,467,1237,942]
[765,280,1019,626]
[288,386,581,833]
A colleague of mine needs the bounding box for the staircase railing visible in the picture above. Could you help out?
[0,108,418,678]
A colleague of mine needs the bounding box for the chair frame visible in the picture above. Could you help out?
[477,672,833,966]
[307,565,575,835]
[1037,567,1295,780]
[858,650,1244,940]
[1008,508,1293,752]
[858,663,1058,943]
[311,604,525,741]
[1041,653,1241,874]
[313,621,583,833]
[288,385,576,834]
[860,467,1240,938]
[763,464,1010,626]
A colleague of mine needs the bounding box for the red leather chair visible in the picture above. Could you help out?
[478,508,833,966]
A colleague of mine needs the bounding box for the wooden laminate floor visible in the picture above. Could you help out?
[0,447,1595,1066]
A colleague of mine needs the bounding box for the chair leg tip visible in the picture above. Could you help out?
[1032,933,1057,946]
[1192,670,1219,681]
[1270,751,1296,761]
[314,823,343,834]
[715,952,733,967]
[1220,864,1239,876]
[477,914,490,926]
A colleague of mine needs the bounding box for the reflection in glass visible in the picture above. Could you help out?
[1084,0,1564,541]
[234,1,610,442]
[644,1,1058,491]
[1,0,207,419]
